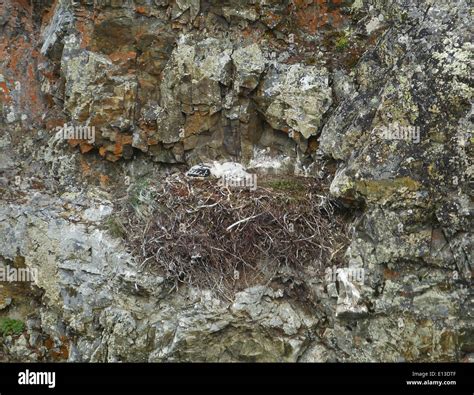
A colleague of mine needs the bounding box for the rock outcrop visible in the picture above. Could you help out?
[0,0,471,362]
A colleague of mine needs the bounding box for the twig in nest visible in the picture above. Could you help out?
[226,213,263,232]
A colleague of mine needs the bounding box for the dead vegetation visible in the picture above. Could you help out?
[109,173,351,299]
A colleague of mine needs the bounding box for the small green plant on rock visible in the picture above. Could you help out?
[335,35,350,51]
[263,178,305,192]
[0,318,25,336]
[128,179,150,208]
[105,216,126,239]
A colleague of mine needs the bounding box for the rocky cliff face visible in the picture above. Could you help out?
[0,0,472,362]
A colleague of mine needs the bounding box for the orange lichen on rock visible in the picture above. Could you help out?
[41,0,58,27]
[184,112,217,137]
[113,134,133,156]
[79,143,94,154]
[109,50,137,62]
[99,174,109,187]
[0,2,46,125]
[79,157,92,176]
[69,140,94,154]
[77,18,93,49]
[0,81,11,103]
[383,268,400,280]
[147,138,159,146]
[135,6,148,15]
[46,118,66,131]
[291,0,345,33]
[67,139,81,148]
[43,336,69,361]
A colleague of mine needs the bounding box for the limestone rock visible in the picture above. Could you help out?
[256,64,332,139]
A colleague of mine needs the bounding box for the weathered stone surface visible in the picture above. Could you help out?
[232,44,266,91]
[316,0,472,362]
[0,0,471,363]
[256,64,332,139]
[0,195,316,362]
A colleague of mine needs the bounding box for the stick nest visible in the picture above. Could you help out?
[109,173,351,299]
